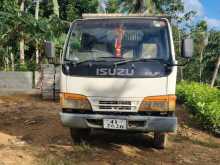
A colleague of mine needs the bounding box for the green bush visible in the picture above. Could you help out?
[176,81,220,130]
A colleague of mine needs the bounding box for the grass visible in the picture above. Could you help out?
[40,142,94,165]
[170,135,220,149]
[42,156,73,165]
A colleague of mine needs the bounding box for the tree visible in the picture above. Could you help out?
[111,0,186,18]
[197,21,208,82]
[0,0,21,69]
[105,0,118,13]
[1,0,218,78]
[58,0,68,20]
[66,0,98,21]
[66,0,78,21]
[185,20,208,82]
[0,0,66,70]
[203,30,220,86]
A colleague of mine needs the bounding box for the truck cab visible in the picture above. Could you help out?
[58,14,190,149]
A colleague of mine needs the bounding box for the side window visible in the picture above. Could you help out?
[66,32,81,60]
[68,33,81,51]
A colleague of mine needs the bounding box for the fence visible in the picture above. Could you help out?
[0,71,33,90]
[0,65,61,100]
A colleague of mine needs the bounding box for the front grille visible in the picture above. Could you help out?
[88,98,140,112]
[99,105,132,110]
[99,101,131,105]
[99,100,132,111]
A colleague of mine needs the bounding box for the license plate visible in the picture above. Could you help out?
[103,119,127,130]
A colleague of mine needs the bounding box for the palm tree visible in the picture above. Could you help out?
[97,0,185,19]
[118,0,155,14]
[97,0,161,14]
[34,0,59,64]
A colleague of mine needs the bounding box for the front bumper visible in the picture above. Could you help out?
[60,112,177,132]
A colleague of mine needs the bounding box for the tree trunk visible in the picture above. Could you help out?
[35,0,40,20]
[178,29,184,81]
[10,52,15,71]
[19,38,25,64]
[52,0,60,17]
[199,47,204,82]
[211,56,220,87]
[180,67,184,81]
[36,43,40,64]
[35,0,40,64]
[4,57,6,71]
[19,0,25,65]
[5,56,9,71]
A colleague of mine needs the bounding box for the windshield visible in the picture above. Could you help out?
[64,19,171,64]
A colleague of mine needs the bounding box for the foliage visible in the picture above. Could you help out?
[66,0,98,21]
[0,0,219,84]
[203,30,220,84]
[0,0,66,71]
[105,0,186,19]
[181,27,220,85]
[182,21,208,81]
[177,81,220,130]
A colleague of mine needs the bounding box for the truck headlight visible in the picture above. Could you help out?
[60,93,92,110]
[139,95,176,112]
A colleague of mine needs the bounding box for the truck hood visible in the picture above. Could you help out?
[64,76,167,98]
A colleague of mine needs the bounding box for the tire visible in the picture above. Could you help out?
[70,128,91,143]
[153,132,167,149]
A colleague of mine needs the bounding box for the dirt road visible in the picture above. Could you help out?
[0,95,219,165]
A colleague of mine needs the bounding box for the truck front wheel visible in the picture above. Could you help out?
[153,132,167,149]
[70,128,91,143]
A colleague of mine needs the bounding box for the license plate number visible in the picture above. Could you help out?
[103,119,127,130]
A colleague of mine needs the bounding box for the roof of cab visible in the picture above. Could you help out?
[82,13,170,20]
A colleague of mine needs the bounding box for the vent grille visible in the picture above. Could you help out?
[90,98,140,112]
[98,100,133,111]
[99,100,131,105]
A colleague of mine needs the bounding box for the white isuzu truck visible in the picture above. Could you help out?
[46,14,193,149]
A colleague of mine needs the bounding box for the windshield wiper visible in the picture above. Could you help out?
[64,59,109,66]
[97,56,125,60]
[114,58,172,67]
[64,56,126,66]
[97,56,124,59]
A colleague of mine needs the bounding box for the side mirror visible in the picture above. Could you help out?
[45,41,55,58]
[181,38,193,58]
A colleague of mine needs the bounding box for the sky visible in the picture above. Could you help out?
[182,0,220,29]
